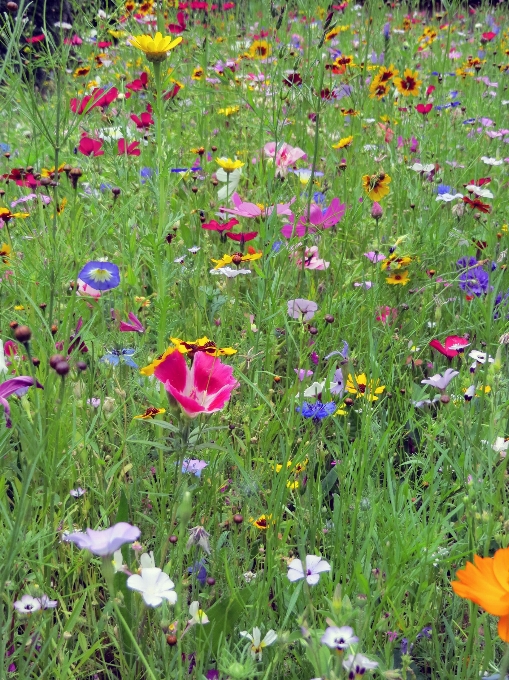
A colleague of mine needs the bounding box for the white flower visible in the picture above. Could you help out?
[436,193,463,202]
[492,437,509,455]
[127,568,177,607]
[209,267,251,278]
[481,156,503,166]
[320,626,358,650]
[243,571,257,583]
[70,487,86,497]
[217,167,242,200]
[287,554,331,585]
[54,21,73,29]
[0,340,8,374]
[14,594,42,614]
[188,246,200,254]
[140,551,155,568]
[303,380,340,398]
[342,653,379,675]
[188,601,209,625]
[464,385,476,401]
[112,550,126,573]
[240,627,277,661]
[421,369,459,391]
[465,185,494,199]
[408,163,435,173]
[469,350,494,364]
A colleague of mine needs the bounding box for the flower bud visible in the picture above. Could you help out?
[50,354,65,369]
[371,202,383,219]
[14,325,31,343]
[55,361,70,376]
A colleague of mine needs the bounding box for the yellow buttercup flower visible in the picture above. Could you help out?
[215,157,244,173]
[129,33,182,62]
[332,135,353,149]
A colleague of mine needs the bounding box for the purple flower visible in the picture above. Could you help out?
[63,522,141,556]
[188,560,207,586]
[70,487,86,498]
[456,256,478,270]
[287,299,318,321]
[421,369,459,391]
[364,251,386,263]
[0,377,43,428]
[182,459,208,477]
[294,368,313,381]
[459,266,490,296]
[281,198,345,238]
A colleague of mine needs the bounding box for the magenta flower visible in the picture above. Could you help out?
[63,522,141,556]
[78,136,104,157]
[118,139,141,156]
[376,306,398,324]
[220,192,295,219]
[293,245,329,270]
[153,351,238,419]
[281,198,345,238]
[287,299,318,321]
[119,312,145,333]
[0,377,43,428]
[263,142,307,176]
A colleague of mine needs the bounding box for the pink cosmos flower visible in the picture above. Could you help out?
[78,136,104,157]
[220,193,295,219]
[153,351,238,418]
[263,142,307,176]
[281,197,345,238]
[70,87,118,114]
[293,245,329,270]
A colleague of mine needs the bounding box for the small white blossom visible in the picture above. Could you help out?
[240,627,277,661]
[188,601,209,625]
[127,568,177,607]
[287,555,331,585]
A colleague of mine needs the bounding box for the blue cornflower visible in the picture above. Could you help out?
[313,191,326,205]
[383,22,390,38]
[456,256,478,270]
[436,184,455,195]
[101,349,138,368]
[435,103,451,111]
[188,560,207,586]
[78,261,120,291]
[296,401,336,421]
[462,118,476,125]
[324,341,349,361]
[459,266,490,297]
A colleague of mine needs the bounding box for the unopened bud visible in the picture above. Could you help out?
[371,201,383,219]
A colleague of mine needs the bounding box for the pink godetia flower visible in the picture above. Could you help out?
[281,198,345,238]
[294,368,314,381]
[152,351,238,418]
[376,122,394,143]
[421,368,459,391]
[287,554,331,585]
[64,522,141,556]
[376,306,398,324]
[77,279,102,299]
[78,135,104,157]
[263,142,307,176]
[130,108,154,130]
[293,245,330,270]
[287,298,318,321]
[364,251,386,263]
[118,139,141,156]
[416,103,433,115]
[0,376,43,428]
[429,335,469,358]
[70,87,118,114]
[168,11,186,33]
[126,71,148,92]
[220,192,295,219]
[120,312,145,333]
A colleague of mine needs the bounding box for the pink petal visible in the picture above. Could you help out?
[154,350,188,392]
[191,352,235,395]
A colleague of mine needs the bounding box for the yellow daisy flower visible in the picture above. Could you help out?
[170,336,237,357]
[129,32,182,62]
[386,270,410,285]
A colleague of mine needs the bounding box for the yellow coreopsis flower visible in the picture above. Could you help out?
[0,242,11,263]
[129,32,182,62]
[215,157,244,173]
[362,172,391,201]
[211,250,262,269]
[140,347,177,376]
[170,336,237,357]
[346,373,386,402]
[218,106,240,116]
[332,135,353,149]
[134,407,166,419]
[247,40,271,60]
[386,270,410,285]
[394,68,422,96]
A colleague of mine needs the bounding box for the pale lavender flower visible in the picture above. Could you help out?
[14,595,41,614]
[342,653,379,675]
[321,626,358,650]
[186,526,211,554]
[182,459,208,477]
[287,299,318,321]
[421,369,459,390]
[364,251,385,263]
[287,554,331,585]
[294,368,313,381]
[70,487,86,498]
[63,522,141,556]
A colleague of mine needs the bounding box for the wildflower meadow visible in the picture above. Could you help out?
[1,0,509,677]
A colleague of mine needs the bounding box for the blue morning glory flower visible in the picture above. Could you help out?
[78,261,120,291]
[296,401,337,421]
[101,349,138,368]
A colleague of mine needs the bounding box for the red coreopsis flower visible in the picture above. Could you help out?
[118,139,141,156]
[464,177,491,187]
[78,136,104,157]
[26,34,45,43]
[168,11,187,33]
[415,103,433,115]
[430,335,469,358]
[283,72,303,87]
[126,71,148,92]
[462,196,491,213]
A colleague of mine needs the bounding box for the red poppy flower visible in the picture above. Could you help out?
[415,103,432,115]
[126,72,148,92]
[429,335,469,358]
[202,218,239,233]
[130,110,154,129]
[78,136,104,157]
[168,11,186,33]
[462,196,491,213]
[118,139,141,156]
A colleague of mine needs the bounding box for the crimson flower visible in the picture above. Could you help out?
[2,169,41,188]
[78,136,104,157]
[464,177,491,186]
[118,139,141,156]
[126,72,148,92]
[202,218,239,233]
[429,335,469,358]
[70,87,118,114]
[164,83,182,100]
[153,350,238,418]
[0,377,43,428]
[462,196,491,213]
[130,110,154,129]
[481,31,496,41]
[168,11,186,33]
[415,103,432,115]
[26,35,45,43]
[226,231,258,245]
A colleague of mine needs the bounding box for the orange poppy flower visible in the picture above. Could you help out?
[452,547,509,641]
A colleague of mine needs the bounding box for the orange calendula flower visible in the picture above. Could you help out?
[248,40,271,60]
[452,547,509,641]
[140,346,177,376]
[134,406,166,419]
[346,373,386,402]
[362,172,391,200]
[170,336,237,357]
[394,68,422,96]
